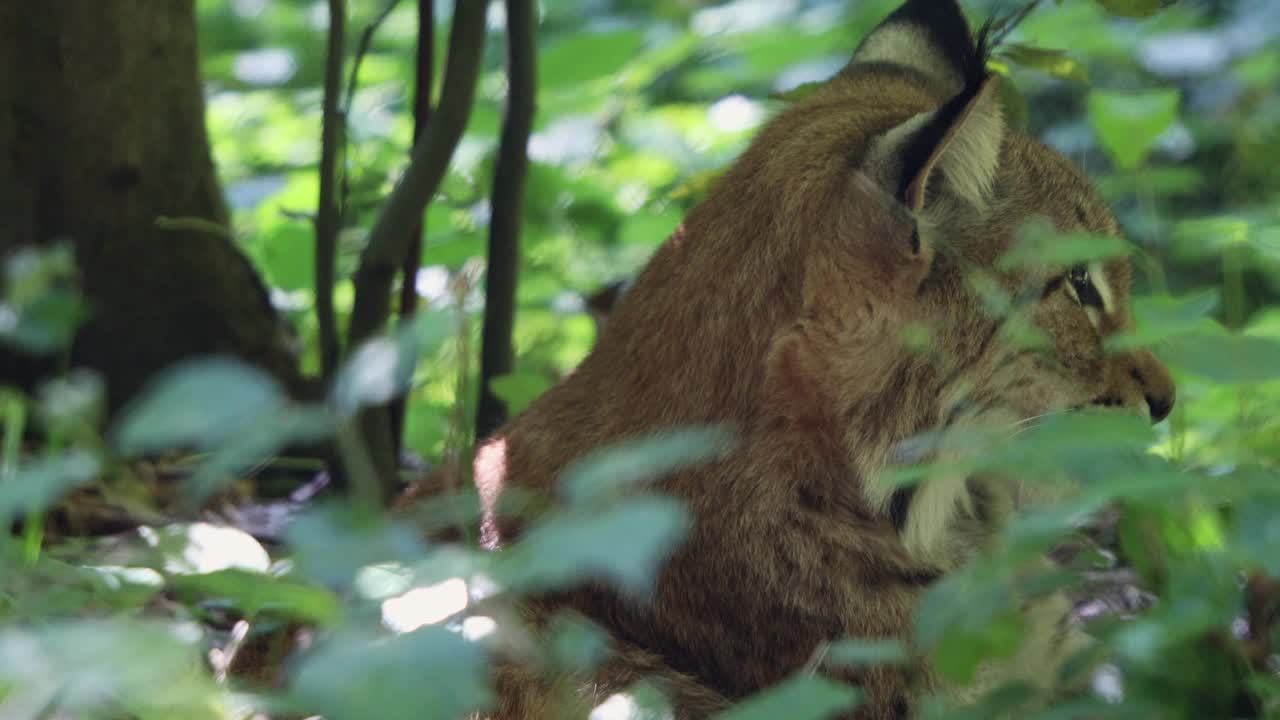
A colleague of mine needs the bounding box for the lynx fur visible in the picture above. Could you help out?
[472,0,1176,716]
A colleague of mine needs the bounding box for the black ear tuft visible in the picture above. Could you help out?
[849,0,988,96]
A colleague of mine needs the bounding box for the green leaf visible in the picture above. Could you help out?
[488,371,553,416]
[546,613,611,673]
[497,496,691,596]
[713,675,861,720]
[768,81,824,103]
[185,405,334,500]
[288,625,492,720]
[329,311,451,417]
[618,208,682,247]
[1106,289,1219,350]
[667,168,725,201]
[539,31,646,91]
[0,620,223,719]
[999,221,1131,271]
[0,450,100,520]
[932,611,1026,685]
[998,410,1157,466]
[1159,326,1280,383]
[1172,215,1251,258]
[0,290,86,354]
[1094,0,1164,18]
[284,503,429,587]
[113,356,287,454]
[823,638,910,667]
[915,566,1016,650]
[1233,496,1280,575]
[1087,89,1180,170]
[169,569,341,624]
[256,222,316,292]
[996,73,1030,131]
[999,44,1089,84]
[560,426,736,504]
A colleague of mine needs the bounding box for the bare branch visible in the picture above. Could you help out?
[315,0,346,380]
[475,0,536,440]
[347,0,486,350]
[337,0,400,221]
[346,0,486,501]
[391,0,436,456]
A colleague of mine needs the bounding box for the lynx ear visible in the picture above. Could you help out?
[866,76,1005,211]
[849,0,984,96]
[851,0,1004,211]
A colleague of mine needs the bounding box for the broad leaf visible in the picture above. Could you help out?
[999,44,1089,84]
[496,496,690,596]
[488,371,553,416]
[288,625,492,720]
[169,568,341,624]
[713,675,861,720]
[561,426,736,504]
[113,357,287,454]
[1087,89,1180,170]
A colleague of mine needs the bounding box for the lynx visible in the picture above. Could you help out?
[474,0,1176,716]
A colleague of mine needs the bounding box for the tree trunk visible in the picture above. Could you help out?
[1,0,304,407]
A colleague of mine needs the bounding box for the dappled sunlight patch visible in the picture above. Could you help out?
[590,692,648,720]
[139,522,270,575]
[461,615,498,641]
[381,578,470,634]
[708,95,766,134]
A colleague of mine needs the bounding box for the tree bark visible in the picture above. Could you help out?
[0,0,303,407]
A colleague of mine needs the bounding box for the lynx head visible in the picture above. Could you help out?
[760,0,1176,563]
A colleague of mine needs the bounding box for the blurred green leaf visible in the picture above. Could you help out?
[933,611,1026,685]
[1160,326,1280,382]
[1087,89,1180,170]
[289,625,492,720]
[497,496,690,596]
[330,311,451,417]
[546,613,611,673]
[713,675,861,720]
[0,450,100,520]
[539,30,646,91]
[113,357,287,454]
[36,370,105,440]
[560,426,736,504]
[169,568,341,624]
[999,224,1131,271]
[823,638,910,667]
[999,44,1089,84]
[1094,0,1164,18]
[0,620,223,719]
[185,405,334,500]
[1107,289,1219,350]
[284,503,429,587]
[488,371,553,416]
[996,73,1030,131]
[768,81,824,103]
[1172,215,1251,259]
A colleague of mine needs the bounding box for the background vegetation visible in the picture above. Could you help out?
[2,0,1279,718]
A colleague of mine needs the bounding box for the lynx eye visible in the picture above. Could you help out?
[1064,263,1104,309]
[1067,264,1089,288]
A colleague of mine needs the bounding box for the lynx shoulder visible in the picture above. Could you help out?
[475,0,1176,716]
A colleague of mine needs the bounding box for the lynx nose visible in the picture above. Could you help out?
[1095,350,1176,423]
[1128,350,1176,424]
